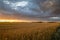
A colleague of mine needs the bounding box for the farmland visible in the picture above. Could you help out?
[0,22,60,40]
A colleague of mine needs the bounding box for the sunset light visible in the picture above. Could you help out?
[0,20,32,22]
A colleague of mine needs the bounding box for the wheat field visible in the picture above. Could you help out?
[0,22,60,40]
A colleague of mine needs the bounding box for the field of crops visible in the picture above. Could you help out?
[0,22,60,40]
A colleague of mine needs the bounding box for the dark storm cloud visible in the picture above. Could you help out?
[0,0,60,21]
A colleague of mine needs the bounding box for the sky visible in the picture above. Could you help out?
[0,0,60,22]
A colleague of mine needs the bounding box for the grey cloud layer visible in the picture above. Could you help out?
[0,0,60,21]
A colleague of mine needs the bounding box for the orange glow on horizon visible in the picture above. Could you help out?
[0,19,33,22]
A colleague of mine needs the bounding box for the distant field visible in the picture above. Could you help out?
[0,22,60,40]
